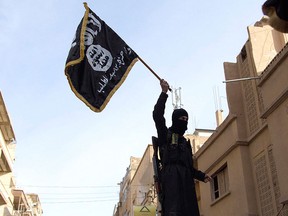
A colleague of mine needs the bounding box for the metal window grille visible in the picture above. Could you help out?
[254,153,275,216]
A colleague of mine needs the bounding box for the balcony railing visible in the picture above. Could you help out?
[0,180,9,205]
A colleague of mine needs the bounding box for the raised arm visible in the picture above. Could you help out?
[153,79,170,141]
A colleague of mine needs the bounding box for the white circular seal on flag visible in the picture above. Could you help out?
[86,45,113,72]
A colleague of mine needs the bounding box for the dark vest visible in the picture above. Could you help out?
[161,130,193,168]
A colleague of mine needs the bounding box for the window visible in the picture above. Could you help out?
[211,165,229,201]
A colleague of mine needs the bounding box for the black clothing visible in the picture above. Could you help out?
[172,108,188,122]
[171,108,188,136]
[153,92,206,216]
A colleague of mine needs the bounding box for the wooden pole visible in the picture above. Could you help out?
[138,56,161,80]
[137,56,171,91]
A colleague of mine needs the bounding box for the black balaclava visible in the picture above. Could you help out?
[170,108,188,136]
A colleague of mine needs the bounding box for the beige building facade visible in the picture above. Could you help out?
[114,147,156,216]
[0,92,43,216]
[114,156,142,216]
[196,21,288,216]
[186,129,215,154]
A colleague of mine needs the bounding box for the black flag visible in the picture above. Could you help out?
[65,3,138,112]
[262,0,288,33]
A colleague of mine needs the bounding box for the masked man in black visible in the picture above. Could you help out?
[153,79,212,216]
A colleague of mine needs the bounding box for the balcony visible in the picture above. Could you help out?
[0,92,15,172]
[0,92,16,143]
[0,181,9,205]
[0,148,12,172]
[12,189,31,215]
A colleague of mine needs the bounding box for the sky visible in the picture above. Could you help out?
[0,0,265,215]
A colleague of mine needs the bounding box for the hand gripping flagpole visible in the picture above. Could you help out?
[137,56,172,91]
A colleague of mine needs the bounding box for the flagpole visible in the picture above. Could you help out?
[138,56,162,80]
[137,56,172,91]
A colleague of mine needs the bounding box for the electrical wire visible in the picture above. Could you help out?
[14,183,151,190]
[39,191,118,195]
[16,184,119,188]
[12,184,152,205]
[42,199,119,204]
